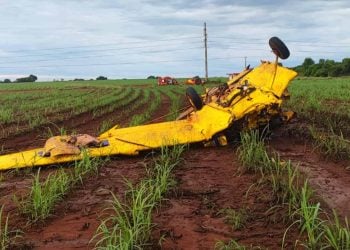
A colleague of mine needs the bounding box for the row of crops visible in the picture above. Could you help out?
[0,81,195,140]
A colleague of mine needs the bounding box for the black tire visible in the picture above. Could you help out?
[186,87,203,110]
[269,37,290,60]
[193,76,201,85]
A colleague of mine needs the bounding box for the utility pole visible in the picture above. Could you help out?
[244,56,247,68]
[204,22,208,80]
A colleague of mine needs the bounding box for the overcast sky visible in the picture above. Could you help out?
[0,0,349,81]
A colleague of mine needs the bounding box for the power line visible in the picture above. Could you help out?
[2,42,345,65]
[0,43,344,67]
[0,46,204,65]
[2,36,347,64]
[1,41,203,59]
[0,56,255,69]
[1,42,204,62]
[2,35,202,54]
[3,35,348,58]
[1,34,348,72]
[207,43,348,54]
[209,36,350,47]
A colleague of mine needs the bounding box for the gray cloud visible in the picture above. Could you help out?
[0,0,349,80]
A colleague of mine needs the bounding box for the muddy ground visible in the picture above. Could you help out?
[271,132,350,219]
[150,146,300,249]
[0,89,349,249]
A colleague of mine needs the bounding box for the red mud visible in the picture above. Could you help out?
[271,130,350,218]
[4,157,148,249]
[151,147,300,249]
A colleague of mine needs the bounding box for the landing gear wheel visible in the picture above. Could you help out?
[186,87,203,110]
[269,37,290,60]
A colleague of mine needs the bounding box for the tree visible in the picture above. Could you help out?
[314,68,328,77]
[4,79,11,83]
[147,75,156,79]
[302,57,315,68]
[342,58,350,74]
[324,60,335,70]
[294,57,350,77]
[329,65,343,77]
[29,74,38,82]
[96,76,107,80]
[16,74,38,82]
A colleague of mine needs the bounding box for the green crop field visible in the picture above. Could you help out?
[287,77,350,119]
[0,79,204,139]
[1,76,350,249]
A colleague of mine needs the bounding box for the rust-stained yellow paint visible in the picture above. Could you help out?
[0,62,297,170]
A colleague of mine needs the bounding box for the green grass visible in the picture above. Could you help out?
[18,153,107,222]
[237,130,269,174]
[309,125,350,160]
[288,78,350,116]
[215,239,262,250]
[295,182,323,249]
[18,169,71,222]
[285,78,350,159]
[237,130,350,249]
[98,119,114,134]
[219,208,248,230]
[323,211,350,250]
[129,89,161,126]
[0,109,12,125]
[286,77,350,136]
[0,206,10,249]
[93,145,185,249]
[94,180,155,249]
[73,151,103,183]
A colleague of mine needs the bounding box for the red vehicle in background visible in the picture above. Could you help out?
[157,76,178,86]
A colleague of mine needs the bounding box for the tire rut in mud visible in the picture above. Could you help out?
[270,132,350,218]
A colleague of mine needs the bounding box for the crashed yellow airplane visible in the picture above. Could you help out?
[0,37,297,170]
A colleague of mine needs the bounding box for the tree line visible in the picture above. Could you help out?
[293,57,350,77]
[0,75,110,83]
[0,74,38,83]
